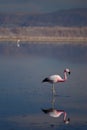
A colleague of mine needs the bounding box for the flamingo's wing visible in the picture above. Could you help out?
[49,110,63,118]
[49,75,63,83]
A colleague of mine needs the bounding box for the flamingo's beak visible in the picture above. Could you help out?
[68,71,71,75]
[64,118,70,124]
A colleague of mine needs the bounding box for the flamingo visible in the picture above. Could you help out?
[42,68,70,94]
[42,108,70,124]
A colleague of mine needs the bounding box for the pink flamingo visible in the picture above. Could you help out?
[42,108,70,124]
[42,68,70,94]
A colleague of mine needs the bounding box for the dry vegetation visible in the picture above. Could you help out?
[0,26,87,42]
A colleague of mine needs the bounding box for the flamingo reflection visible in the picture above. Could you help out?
[42,94,70,124]
[42,108,70,124]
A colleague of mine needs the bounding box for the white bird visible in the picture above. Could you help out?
[17,39,20,47]
[42,68,70,94]
[42,108,70,124]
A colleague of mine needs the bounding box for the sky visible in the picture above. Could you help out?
[0,0,87,13]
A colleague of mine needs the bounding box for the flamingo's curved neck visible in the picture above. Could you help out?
[64,71,67,81]
[63,112,67,121]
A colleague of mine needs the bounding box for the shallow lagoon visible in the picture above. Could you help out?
[0,42,87,130]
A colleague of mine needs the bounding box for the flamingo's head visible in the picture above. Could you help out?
[64,118,70,124]
[64,68,71,74]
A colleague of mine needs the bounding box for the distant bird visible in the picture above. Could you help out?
[42,68,70,94]
[42,108,70,124]
[17,39,20,47]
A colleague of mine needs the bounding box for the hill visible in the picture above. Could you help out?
[0,8,87,27]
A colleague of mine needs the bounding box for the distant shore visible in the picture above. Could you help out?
[0,26,87,44]
[0,36,87,43]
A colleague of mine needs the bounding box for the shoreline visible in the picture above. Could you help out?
[0,36,87,43]
[0,26,87,44]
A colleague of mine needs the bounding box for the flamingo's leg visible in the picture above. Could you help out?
[51,94,55,109]
[52,84,56,95]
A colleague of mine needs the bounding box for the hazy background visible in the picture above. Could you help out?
[0,0,87,13]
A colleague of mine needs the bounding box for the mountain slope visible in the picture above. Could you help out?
[0,8,87,27]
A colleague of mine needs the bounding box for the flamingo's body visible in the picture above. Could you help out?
[42,108,70,124]
[42,68,70,94]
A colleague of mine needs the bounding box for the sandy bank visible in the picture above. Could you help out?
[0,36,87,43]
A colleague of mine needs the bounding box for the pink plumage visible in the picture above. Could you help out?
[42,68,71,94]
[42,108,70,124]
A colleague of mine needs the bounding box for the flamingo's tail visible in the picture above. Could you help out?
[42,78,50,83]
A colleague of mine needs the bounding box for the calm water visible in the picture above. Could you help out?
[0,42,87,130]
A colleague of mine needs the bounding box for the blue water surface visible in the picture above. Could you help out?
[0,42,87,130]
